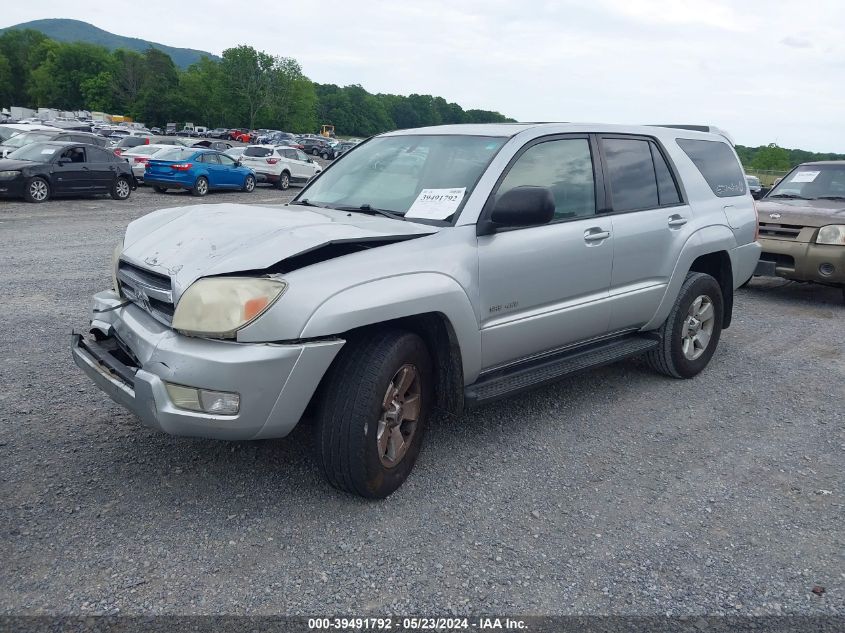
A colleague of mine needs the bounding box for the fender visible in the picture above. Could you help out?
[642,224,738,331]
[300,272,483,384]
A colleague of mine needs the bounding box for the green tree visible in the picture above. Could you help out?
[0,29,49,106]
[750,143,791,171]
[29,41,116,109]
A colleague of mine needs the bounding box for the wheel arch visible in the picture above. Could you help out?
[689,250,734,329]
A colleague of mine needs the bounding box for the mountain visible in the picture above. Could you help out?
[0,18,218,68]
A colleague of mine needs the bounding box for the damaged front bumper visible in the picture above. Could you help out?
[71,290,344,440]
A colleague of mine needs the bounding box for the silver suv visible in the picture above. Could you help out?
[72,123,761,498]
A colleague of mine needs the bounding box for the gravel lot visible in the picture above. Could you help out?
[1,184,843,617]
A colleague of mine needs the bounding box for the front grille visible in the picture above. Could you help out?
[758,222,804,240]
[117,260,174,326]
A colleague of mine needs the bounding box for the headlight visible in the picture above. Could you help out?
[816,225,845,245]
[0,170,20,178]
[111,242,123,294]
[172,277,287,338]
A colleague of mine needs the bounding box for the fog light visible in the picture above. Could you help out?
[165,383,240,415]
[819,263,835,277]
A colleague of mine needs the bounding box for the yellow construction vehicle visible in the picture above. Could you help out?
[320,124,335,138]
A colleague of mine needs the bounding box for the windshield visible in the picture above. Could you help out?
[0,126,27,143]
[154,147,196,161]
[768,164,845,199]
[297,134,507,219]
[7,143,61,162]
[5,130,56,148]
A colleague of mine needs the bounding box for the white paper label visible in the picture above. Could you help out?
[405,188,466,220]
[792,170,820,182]
[41,148,56,155]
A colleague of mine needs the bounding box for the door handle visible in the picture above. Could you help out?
[584,228,611,242]
[668,214,687,228]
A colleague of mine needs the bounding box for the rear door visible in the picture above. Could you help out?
[476,135,614,370]
[199,152,223,187]
[87,146,121,191]
[597,135,690,331]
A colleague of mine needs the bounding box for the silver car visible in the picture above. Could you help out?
[118,144,172,182]
[73,123,761,498]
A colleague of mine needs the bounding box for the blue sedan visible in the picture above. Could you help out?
[144,147,256,196]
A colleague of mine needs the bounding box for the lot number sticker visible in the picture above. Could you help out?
[792,170,820,182]
[406,188,466,220]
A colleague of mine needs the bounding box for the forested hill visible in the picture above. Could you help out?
[0,19,216,68]
[0,28,513,136]
[735,143,845,171]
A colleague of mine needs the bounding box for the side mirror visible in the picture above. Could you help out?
[235,159,242,167]
[479,186,555,235]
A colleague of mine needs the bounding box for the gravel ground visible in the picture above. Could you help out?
[0,185,843,617]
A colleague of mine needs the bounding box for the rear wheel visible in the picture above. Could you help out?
[312,148,319,156]
[314,329,432,499]
[645,272,723,378]
[110,176,131,200]
[24,177,50,203]
[191,176,209,197]
[277,171,290,190]
[243,174,256,192]
[153,186,168,193]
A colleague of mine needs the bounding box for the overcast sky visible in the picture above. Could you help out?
[5,1,844,151]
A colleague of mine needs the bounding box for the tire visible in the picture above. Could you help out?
[243,174,256,192]
[314,329,433,499]
[110,176,131,200]
[312,148,319,156]
[24,177,50,203]
[191,176,209,197]
[645,272,724,379]
[153,186,168,193]
[277,171,290,190]
[321,152,329,160]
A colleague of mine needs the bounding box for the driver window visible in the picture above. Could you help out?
[295,150,308,162]
[496,139,596,220]
[60,147,86,163]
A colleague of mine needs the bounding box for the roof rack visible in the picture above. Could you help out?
[649,124,734,145]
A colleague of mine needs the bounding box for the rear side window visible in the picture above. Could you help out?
[244,146,272,157]
[651,144,681,205]
[602,138,659,211]
[676,138,745,197]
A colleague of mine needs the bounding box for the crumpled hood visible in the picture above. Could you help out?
[757,198,845,227]
[121,203,439,295]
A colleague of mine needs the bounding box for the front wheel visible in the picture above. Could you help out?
[191,176,209,197]
[321,152,329,160]
[110,176,132,200]
[312,148,319,156]
[314,329,433,499]
[24,177,50,203]
[243,174,256,192]
[645,272,723,378]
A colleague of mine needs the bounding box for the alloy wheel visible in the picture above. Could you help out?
[376,364,422,468]
[116,179,130,198]
[681,295,715,360]
[30,180,48,201]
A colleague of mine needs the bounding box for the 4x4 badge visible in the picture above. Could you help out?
[769,213,781,219]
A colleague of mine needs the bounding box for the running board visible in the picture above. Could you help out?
[464,335,658,407]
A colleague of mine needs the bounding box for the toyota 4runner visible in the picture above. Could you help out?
[72,123,761,498]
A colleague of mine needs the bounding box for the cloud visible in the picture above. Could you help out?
[1,0,844,151]
[780,36,812,49]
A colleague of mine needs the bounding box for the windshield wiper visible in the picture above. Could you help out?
[768,194,809,199]
[289,198,327,208]
[328,203,405,221]
[814,195,845,201]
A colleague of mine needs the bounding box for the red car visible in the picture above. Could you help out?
[228,129,254,143]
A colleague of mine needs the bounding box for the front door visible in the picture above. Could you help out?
[51,146,89,194]
[477,135,614,370]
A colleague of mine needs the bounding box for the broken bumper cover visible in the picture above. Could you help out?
[71,290,344,440]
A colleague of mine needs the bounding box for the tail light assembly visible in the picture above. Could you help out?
[171,163,193,171]
[266,158,279,165]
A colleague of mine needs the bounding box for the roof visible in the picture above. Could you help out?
[380,122,735,143]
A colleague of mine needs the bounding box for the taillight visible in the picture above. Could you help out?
[114,149,123,156]
[134,157,148,164]
[171,163,193,171]
[266,158,278,164]
[144,138,150,145]
[752,200,760,241]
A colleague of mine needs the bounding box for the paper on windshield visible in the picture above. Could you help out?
[792,171,820,183]
[40,148,56,155]
[405,188,466,220]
